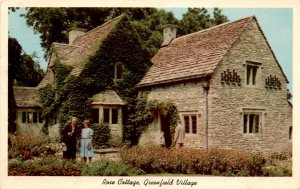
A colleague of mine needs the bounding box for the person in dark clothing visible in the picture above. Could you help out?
[62,117,80,161]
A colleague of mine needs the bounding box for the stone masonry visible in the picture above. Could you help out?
[138,17,292,152]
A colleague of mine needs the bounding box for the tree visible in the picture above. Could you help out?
[22,8,178,58]
[177,8,228,36]
[22,8,115,59]
[15,53,44,87]
[9,37,45,87]
[8,37,45,133]
[8,37,22,133]
[22,8,228,59]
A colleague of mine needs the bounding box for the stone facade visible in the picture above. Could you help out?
[139,81,207,148]
[138,17,292,152]
[208,19,292,151]
[15,108,44,136]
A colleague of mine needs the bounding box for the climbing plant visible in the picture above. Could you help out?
[39,15,152,144]
[54,60,72,91]
[147,99,179,134]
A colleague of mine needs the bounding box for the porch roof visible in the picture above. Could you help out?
[91,89,125,105]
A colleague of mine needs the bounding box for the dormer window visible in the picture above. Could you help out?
[114,62,123,79]
[245,61,261,86]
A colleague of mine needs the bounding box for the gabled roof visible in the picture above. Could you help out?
[91,90,125,105]
[137,16,288,87]
[13,86,41,107]
[36,70,51,89]
[67,15,122,77]
[138,16,253,87]
[36,15,123,88]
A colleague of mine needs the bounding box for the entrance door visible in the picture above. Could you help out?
[160,114,172,148]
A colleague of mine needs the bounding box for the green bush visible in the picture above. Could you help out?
[91,122,111,149]
[8,157,84,176]
[120,146,268,176]
[81,159,144,176]
[262,151,292,176]
[8,134,60,160]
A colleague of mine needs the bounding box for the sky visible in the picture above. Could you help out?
[8,8,293,92]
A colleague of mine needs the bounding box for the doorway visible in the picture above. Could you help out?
[160,114,172,148]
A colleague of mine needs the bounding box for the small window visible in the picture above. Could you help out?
[33,112,38,123]
[184,116,190,133]
[243,112,262,134]
[91,109,99,124]
[246,65,258,85]
[289,126,292,140]
[22,112,26,123]
[183,114,197,134]
[103,108,110,123]
[27,112,33,123]
[112,108,118,124]
[115,62,123,79]
[191,115,197,134]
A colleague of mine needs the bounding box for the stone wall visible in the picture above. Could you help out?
[208,19,292,152]
[139,82,207,148]
[15,108,44,136]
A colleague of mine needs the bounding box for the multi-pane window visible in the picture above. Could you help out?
[21,111,43,124]
[246,62,261,85]
[103,107,119,124]
[243,112,261,134]
[183,114,197,134]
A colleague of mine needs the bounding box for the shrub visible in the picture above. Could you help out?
[262,151,292,176]
[81,159,144,176]
[120,146,268,176]
[8,134,60,160]
[91,122,111,149]
[8,157,84,176]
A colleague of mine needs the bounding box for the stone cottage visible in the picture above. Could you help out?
[12,86,44,136]
[137,16,292,152]
[13,16,130,139]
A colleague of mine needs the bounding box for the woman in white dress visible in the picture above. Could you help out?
[80,119,94,163]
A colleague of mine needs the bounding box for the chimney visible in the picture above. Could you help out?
[68,27,86,44]
[162,24,177,46]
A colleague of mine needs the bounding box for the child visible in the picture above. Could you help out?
[80,119,94,163]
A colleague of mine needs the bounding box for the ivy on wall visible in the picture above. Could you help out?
[147,99,179,134]
[39,15,153,145]
[54,60,72,91]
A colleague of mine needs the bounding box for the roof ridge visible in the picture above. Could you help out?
[52,42,81,48]
[174,15,255,42]
[74,14,124,43]
[13,86,38,90]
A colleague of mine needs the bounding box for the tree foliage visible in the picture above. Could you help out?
[8,37,45,87]
[177,8,228,36]
[8,37,45,133]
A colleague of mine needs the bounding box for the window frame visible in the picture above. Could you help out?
[91,106,121,125]
[21,111,43,124]
[242,108,264,135]
[244,61,261,86]
[91,108,100,124]
[182,114,198,134]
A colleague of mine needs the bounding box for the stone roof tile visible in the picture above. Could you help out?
[13,86,41,107]
[138,16,253,87]
[91,89,125,105]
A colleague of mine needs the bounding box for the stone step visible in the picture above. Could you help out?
[93,148,119,154]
